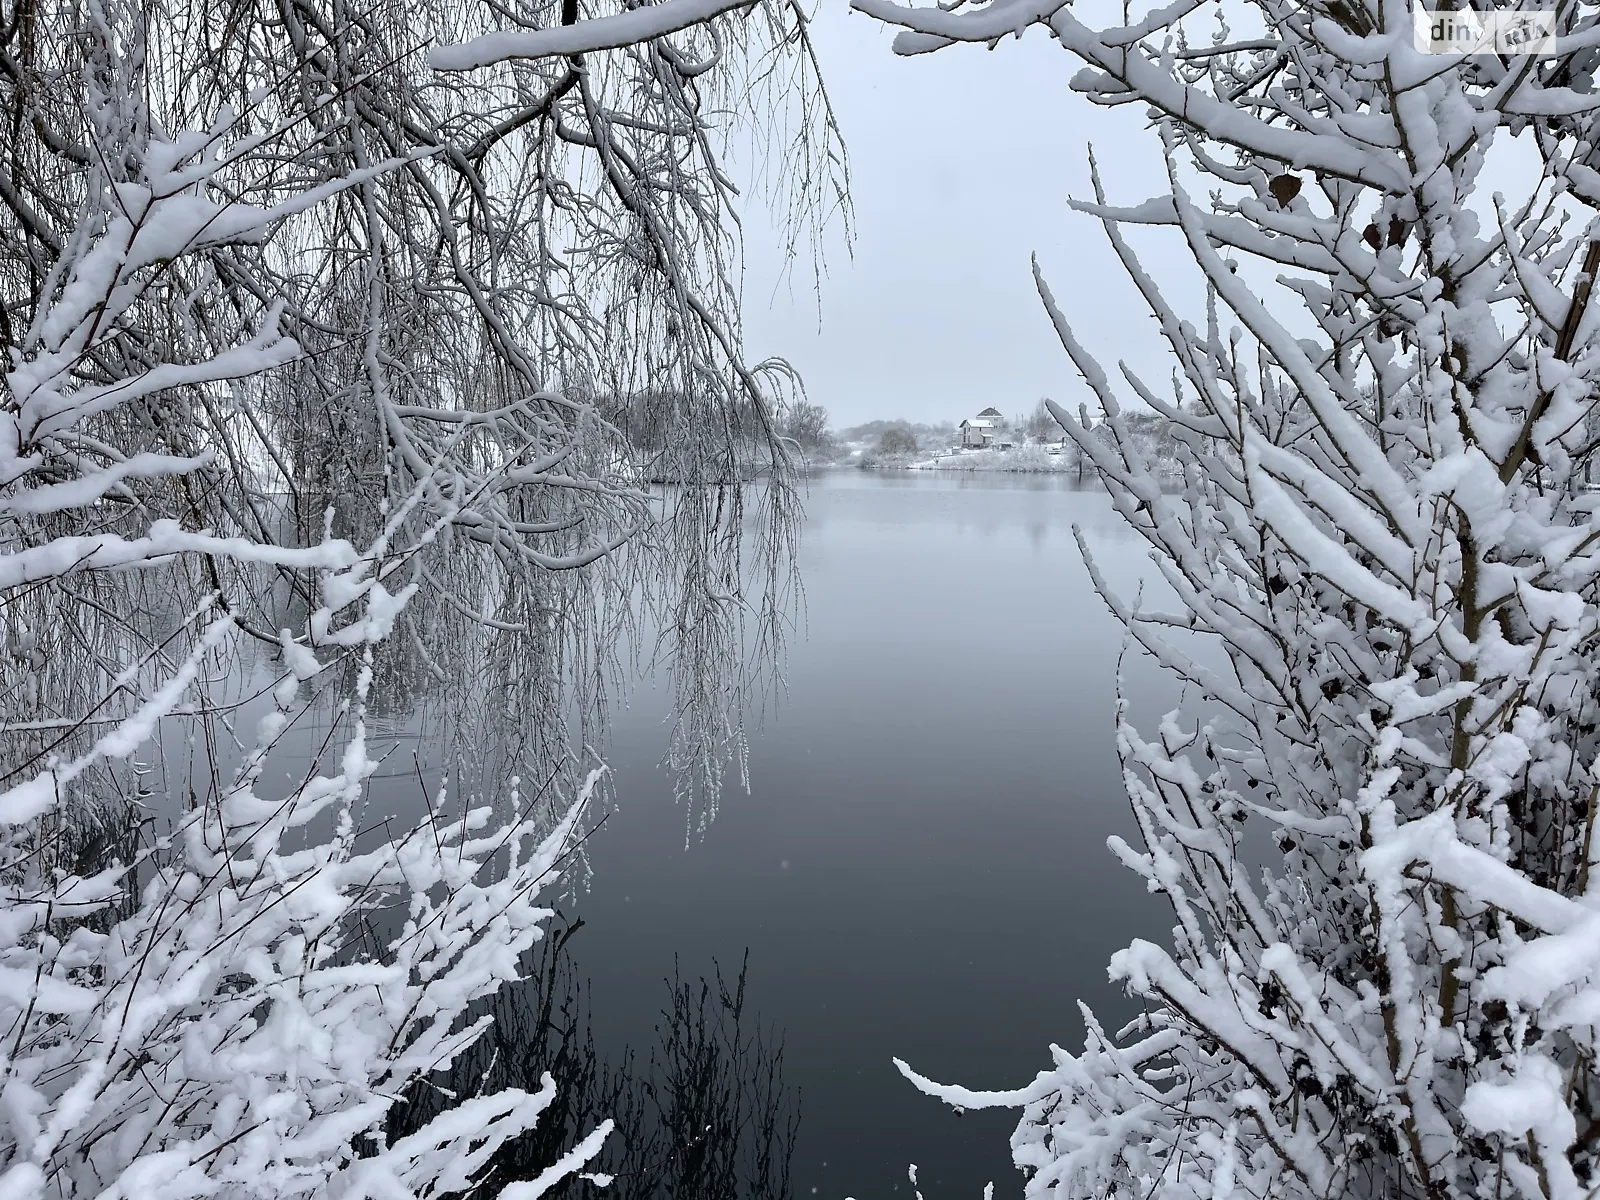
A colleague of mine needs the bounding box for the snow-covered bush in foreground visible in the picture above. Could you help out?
[0,60,612,1200]
[862,1,1600,1198]
[0,604,609,1200]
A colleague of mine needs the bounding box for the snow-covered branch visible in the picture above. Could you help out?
[431,0,755,69]
[1,0,840,1186]
[864,1,1600,1198]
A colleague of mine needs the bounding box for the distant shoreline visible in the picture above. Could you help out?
[859,444,1087,474]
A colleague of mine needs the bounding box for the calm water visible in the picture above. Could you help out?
[139,469,1188,1196]
[564,471,1185,1199]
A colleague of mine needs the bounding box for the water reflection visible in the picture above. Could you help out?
[385,920,798,1200]
[561,470,1197,1198]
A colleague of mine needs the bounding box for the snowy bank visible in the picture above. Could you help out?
[904,445,1083,473]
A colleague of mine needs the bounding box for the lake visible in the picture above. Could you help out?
[124,468,1188,1197]
[558,470,1185,1199]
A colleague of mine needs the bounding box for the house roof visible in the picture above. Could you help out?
[960,418,996,428]
[977,406,1003,417]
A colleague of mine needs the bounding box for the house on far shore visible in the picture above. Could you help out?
[959,417,997,448]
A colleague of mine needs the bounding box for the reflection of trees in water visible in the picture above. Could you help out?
[386,921,798,1200]
[3,467,791,873]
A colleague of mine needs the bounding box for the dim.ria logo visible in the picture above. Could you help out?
[1413,7,1556,53]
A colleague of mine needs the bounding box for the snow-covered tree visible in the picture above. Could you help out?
[859,1,1600,1198]
[0,69,612,1197]
[0,0,840,1193]
[1024,400,1061,443]
[877,426,919,456]
[1,0,846,814]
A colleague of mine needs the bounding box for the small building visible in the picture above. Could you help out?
[976,406,1004,420]
[959,417,997,448]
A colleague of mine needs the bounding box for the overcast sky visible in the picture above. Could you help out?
[731,4,1557,431]
[737,4,1197,429]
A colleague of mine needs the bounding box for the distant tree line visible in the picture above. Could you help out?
[593,390,840,467]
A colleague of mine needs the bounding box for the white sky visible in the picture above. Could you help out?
[738,3,1199,428]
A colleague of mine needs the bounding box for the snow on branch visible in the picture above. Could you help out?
[2,0,839,1185]
[0,43,614,1200]
[431,0,756,70]
[865,1,1600,1198]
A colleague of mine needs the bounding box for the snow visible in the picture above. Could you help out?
[860,0,1600,1197]
[431,0,752,70]
[18,0,1600,1193]
[0,103,614,1199]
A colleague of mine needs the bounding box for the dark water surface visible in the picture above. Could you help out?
[563,471,1183,1199]
[137,470,1187,1196]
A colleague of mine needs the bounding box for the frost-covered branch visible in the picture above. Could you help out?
[864,0,1600,1197]
[0,0,841,1189]
[432,0,755,68]
[2,0,847,815]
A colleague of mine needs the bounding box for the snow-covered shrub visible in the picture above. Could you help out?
[0,599,611,1200]
[878,427,920,457]
[862,1,1600,1198]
